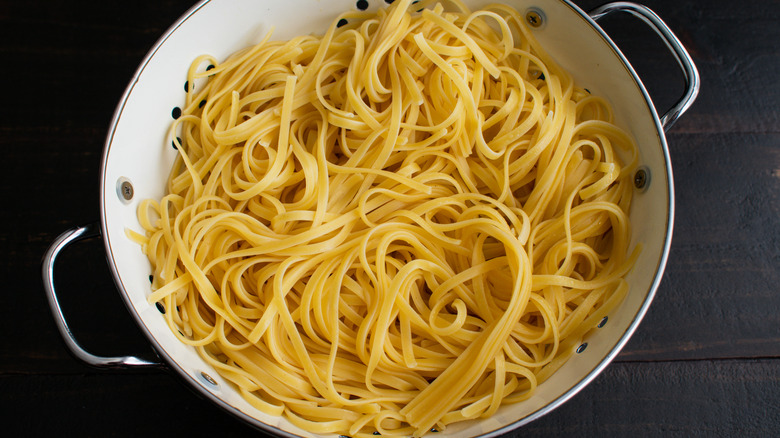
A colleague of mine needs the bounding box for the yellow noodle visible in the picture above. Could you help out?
[136,0,638,436]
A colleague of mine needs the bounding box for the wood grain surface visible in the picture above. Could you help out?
[2,0,778,436]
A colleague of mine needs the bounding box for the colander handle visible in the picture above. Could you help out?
[590,2,700,131]
[42,223,163,369]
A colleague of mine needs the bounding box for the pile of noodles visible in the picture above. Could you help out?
[131,0,639,435]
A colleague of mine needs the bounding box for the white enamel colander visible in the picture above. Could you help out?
[43,0,698,436]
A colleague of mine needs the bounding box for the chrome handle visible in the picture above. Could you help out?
[42,223,162,369]
[590,2,700,131]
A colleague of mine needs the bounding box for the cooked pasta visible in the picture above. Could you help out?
[133,0,639,435]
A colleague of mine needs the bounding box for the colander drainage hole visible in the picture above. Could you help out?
[200,371,219,387]
[634,166,650,191]
[356,0,369,10]
[155,302,165,314]
[576,343,588,354]
[598,316,608,328]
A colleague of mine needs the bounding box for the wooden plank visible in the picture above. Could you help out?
[573,0,780,135]
[2,359,778,436]
[0,1,193,130]
[618,131,780,360]
[522,359,780,436]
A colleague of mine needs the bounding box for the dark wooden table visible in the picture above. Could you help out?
[3,0,778,435]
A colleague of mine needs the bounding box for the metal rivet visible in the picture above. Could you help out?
[598,316,608,328]
[121,181,133,200]
[526,9,545,28]
[117,178,134,203]
[634,166,650,190]
[200,371,218,386]
[576,343,588,354]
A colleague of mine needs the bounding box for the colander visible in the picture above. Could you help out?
[43,0,699,436]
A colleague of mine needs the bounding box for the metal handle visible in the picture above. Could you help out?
[590,2,700,131]
[42,223,162,369]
